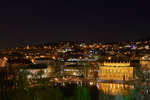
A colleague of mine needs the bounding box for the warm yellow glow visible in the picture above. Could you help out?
[27,46,29,49]
[73,72,77,76]
[52,56,56,60]
[108,57,111,60]
[99,61,133,81]
[4,57,7,60]
[31,59,35,64]
[104,61,130,67]
[98,83,133,95]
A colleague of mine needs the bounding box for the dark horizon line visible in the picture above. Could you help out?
[1,37,149,50]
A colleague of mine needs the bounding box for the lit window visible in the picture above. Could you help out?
[114,70,116,73]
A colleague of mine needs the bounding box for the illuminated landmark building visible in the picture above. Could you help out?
[98,53,138,81]
[99,60,133,81]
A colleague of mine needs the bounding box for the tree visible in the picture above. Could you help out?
[73,86,91,100]
[130,64,150,100]
[99,90,114,100]
[114,95,125,100]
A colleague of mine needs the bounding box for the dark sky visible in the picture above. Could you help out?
[0,1,150,48]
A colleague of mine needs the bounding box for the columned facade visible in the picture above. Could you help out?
[99,61,133,81]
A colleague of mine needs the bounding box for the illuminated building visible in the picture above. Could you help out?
[140,54,150,70]
[63,61,95,78]
[63,65,83,76]
[99,60,134,81]
[22,64,54,79]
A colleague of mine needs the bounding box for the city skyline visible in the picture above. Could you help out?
[0,1,150,100]
[0,1,150,49]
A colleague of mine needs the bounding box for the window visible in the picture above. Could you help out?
[114,70,116,73]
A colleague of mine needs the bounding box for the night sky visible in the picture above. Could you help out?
[0,1,150,48]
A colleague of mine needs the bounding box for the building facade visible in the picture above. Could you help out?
[22,64,54,79]
[63,61,96,78]
[140,54,150,70]
[99,60,133,81]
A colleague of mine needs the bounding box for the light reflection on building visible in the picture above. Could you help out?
[97,82,134,95]
[52,81,134,96]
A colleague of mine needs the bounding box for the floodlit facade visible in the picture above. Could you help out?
[140,54,150,70]
[63,65,83,76]
[99,61,133,81]
[22,64,56,79]
[63,64,95,78]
